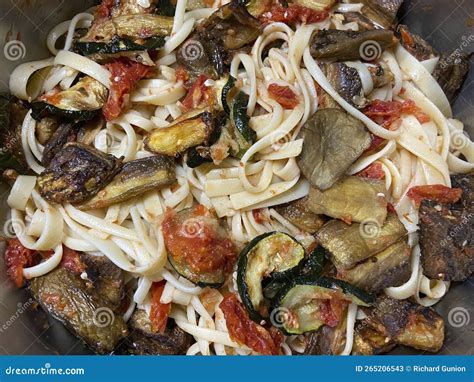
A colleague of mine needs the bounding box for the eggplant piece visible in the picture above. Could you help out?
[123,309,192,355]
[0,93,28,173]
[346,0,403,28]
[317,213,407,270]
[351,324,395,355]
[323,63,363,107]
[145,109,216,157]
[155,0,176,16]
[79,155,176,210]
[271,276,375,335]
[307,176,388,225]
[361,296,445,352]
[367,62,394,89]
[77,115,106,146]
[41,122,78,167]
[397,25,437,61]
[303,318,347,355]
[433,51,471,103]
[36,117,59,145]
[275,196,326,233]
[29,266,128,354]
[31,76,108,122]
[310,29,395,62]
[297,109,371,191]
[451,173,474,208]
[337,239,411,293]
[38,142,123,204]
[238,232,306,321]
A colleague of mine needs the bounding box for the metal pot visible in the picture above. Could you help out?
[0,0,472,355]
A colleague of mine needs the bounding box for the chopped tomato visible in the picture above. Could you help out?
[399,28,415,49]
[96,0,115,18]
[103,59,150,121]
[319,298,349,328]
[61,247,85,274]
[252,209,268,225]
[181,74,214,111]
[407,185,462,207]
[260,4,329,25]
[387,202,397,214]
[365,134,386,153]
[268,84,299,109]
[162,206,236,275]
[4,239,38,287]
[363,99,430,129]
[149,281,171,333]
[356,162,385,180]
[220,294,282,355]
[175,66,190,85]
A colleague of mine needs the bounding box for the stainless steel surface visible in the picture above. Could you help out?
[0,0,473,355]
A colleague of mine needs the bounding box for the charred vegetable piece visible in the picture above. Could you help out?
[397,24,437,61]
[145,109,215,157]
[230,91,256,157]
[0,93,28,173]
[29,266,128,354]
[419,176,474,282]
[317,213,407,270]
[337,240,411,293]
[297,109,371,191]
[303,314,347,355]
[433,51,471,103]
[38,142,122,204]
[221,75,237,116]
[275,196,325,233]
[31,77,108,122]
[346,0,403,28]
[123,309,192,355]
[79,155,176,210]
[293,0,336,10]
[162,205,237,287]
[351,324,395,355]
[36,117,59,145]
[307,176,388,226]
[310,29,395,62]
[155,0,176,16]
[237,232,306,320]
[271,277,375,335]
[361,296,445,352]
[76,116,105,145]
[323,63,363,107]
[74,35,165,57]
[41,122,78,167]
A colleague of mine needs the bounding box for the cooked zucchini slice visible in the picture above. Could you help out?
[221,76,237,115]
[78,155,176,210]
[230,91,256,157]
[271,277,375,335]
[74,35,165,57]
[237,232,305,321]
[144,109,215,157]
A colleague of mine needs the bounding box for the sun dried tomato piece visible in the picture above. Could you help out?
[407,185,463,207]
[61,247,85,274]
[268,84,299,109]
[150,281,171,333]
[356,162,385,180]
[364,99,430,129]
[4,239,37,287]
[260,4,329,25]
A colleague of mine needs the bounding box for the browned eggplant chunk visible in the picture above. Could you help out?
[275,196,326,233]
[351,324,395,355]
[79,155,176,210]
[303,314,347,355]
[38,142,123,204]
[29,265,128,354]
[347,0,404,28]
[451,173,474,208]
[36,117,59,145]
[433,51,471,104]
[307,176,388,225]
[297,109,371,191]
[145,109,216,157]
[323,63,364,107]
[361,296,445,353]
[337,239,411,292]
[310,29,395,62]
[41,122,78,167]
[317,213,407,270]
[123,309,193,355]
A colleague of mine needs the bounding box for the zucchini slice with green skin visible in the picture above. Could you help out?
[221,76,236,116]
[74,36,165,56]
[271,276,376,335]
[237,232,305,321]
[230,91,256,157]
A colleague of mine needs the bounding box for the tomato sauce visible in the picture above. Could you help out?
[260,4,329,25]
[4,239,38,287]
[268,84,299,109]
[356,162,385,180]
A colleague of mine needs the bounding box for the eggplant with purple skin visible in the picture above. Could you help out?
[303,313,347,355]
[41,122,78,167]
[346,0,404,28]
[297,109,371,191]
[317,213,407,270]
[38,142,123,204]
[336,239,411,293]
[310,29,395,62]
[79,155,176,210]
[123,309,193,355]
[307,176,388,225]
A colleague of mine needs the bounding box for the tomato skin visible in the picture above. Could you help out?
[61,247,85,274]
[181,74,214,111]
[220,294,282,355]
[261,4,329,25]
[356,162,385,180]
[268,84,299,109]
[363,99,430,129]
[103,59,150,121]
[407,185,462,207]
[150,281,171,333]
[4,239,37,287]
[96,0,115,18]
